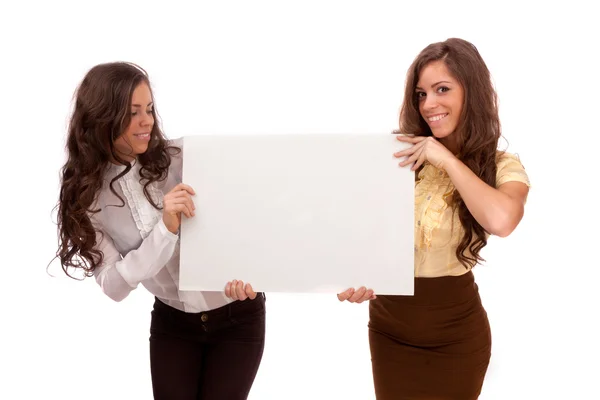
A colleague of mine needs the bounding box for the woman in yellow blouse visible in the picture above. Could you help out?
[338,38,530,399]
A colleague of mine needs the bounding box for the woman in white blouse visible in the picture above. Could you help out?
[55,62,265,400]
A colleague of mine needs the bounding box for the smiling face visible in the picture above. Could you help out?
[415,60,464,149]
[113,82,155,161]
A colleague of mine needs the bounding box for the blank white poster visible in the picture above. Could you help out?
[179,133,415,295]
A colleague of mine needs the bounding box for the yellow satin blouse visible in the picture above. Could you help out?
[414,152,530,277]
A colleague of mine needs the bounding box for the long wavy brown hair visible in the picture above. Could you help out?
[55,62,180,279]
[400,38,502,268]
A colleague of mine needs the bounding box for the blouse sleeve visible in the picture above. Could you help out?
[91,217,179,302]
[496,152,531,188]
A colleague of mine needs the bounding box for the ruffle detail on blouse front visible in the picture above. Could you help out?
[118,163,164,240]
[416,163,454,250]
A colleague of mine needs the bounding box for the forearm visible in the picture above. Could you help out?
[114,219,179,286]
[95,266,136,302]
[94,219,179,301]
[444,157,524,237]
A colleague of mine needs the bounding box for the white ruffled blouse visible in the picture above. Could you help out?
[90,138,233,313]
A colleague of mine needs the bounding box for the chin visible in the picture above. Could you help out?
[135,145,150,155]
[431,130,452,139]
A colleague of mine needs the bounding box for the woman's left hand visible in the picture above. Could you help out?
[394,135,457,171]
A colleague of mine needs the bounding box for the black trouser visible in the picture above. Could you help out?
[149,294,266,400]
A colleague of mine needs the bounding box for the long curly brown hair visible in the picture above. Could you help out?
[400,38,502,268]
[55,62,180,279]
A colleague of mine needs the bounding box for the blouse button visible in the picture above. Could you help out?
[426,195,431,200]
[417,220,421,226]
[439,171,443,176]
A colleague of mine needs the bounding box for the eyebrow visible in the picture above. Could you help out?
[415,81,452,90]
[132,102,154,107]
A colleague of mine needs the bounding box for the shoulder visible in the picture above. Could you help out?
[495,151,530,187]
[167,136,184,150]
[165,137,183,181]
[94,163,118,201]
[166,137,183,163]
[496,150,523,165]
[168,137,183,147]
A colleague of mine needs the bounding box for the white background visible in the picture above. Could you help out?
[1,1,598,399]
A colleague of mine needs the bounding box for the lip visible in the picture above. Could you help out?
[426,113,448,125]
[134,132,151,141]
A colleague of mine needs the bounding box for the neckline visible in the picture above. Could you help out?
[110,158,138,170]
[419,162,448,180]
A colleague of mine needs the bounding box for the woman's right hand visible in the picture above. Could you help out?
[337,287,376,303]
[162,183,196,233]
[224,280,257,301]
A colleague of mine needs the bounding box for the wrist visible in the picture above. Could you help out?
[442,155,461,174]
[157,219,180,242]
[162,216,179,234]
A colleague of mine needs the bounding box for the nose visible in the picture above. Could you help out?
[140,111,154,127]
[422,93,438,111]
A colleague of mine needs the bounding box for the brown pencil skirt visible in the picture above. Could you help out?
[368,271,491,400]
